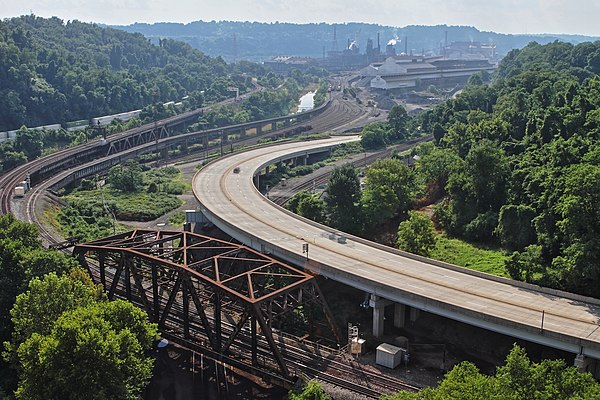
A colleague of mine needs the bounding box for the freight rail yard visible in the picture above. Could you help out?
[2,86,424,398]
[5,76,600,398]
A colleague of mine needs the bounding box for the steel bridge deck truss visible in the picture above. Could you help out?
[74,229,339,379]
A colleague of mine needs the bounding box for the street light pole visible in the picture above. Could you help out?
[302,243,309,261]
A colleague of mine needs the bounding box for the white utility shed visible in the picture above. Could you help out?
[376,343,404,369]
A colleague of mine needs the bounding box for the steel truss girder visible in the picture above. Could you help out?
[107,125,170,156]
[73,229,340,379]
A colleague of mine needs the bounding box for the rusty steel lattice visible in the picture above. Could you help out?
[73,229,340,379]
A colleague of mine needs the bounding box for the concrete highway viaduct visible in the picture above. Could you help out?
[192,136,600,377]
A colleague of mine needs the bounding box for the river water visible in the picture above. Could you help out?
[297,91,315,112]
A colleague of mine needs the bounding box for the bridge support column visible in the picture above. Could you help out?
[256,125,262,134]
[394,303,406,328]
[410,307,420,322]
[370,295,393,338]
[373,304,385,338]
[574,354,595,373]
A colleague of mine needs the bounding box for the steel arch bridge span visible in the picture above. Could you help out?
[192,136,600,366]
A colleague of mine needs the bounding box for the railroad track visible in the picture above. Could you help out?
[269,134,434,206]
[0,93,243,216]
[7,91,374,248]
[5,87,419,397]
[86,259,419,398]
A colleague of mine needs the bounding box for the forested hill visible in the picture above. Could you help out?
[417,40,600,297]
[114,20,598,62]
[0,15,260,131]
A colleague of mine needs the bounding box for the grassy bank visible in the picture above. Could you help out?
[430,234,510,277]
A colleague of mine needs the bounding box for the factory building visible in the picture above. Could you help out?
[359,56,496,91]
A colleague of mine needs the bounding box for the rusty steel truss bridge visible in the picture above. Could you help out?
[73,229,342,386]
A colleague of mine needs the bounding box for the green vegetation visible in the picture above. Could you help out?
[381,344,600,400]
[0,215,157,398]
[413,40,600,296]
[325,164,363,234]
[396,211,436,257]
[189,69,328,131]
[0,15,258,132]
[1,15,322,174]
[65,190,182,221]
[167,211,186,227]
[56,161,184,242]
[360,104,410,150]
[9,274,157,400]
[287,380,330,400]
[287,191,326,223]
[362,158,418,231]
[430,235,509,277]
[313,79,329,107]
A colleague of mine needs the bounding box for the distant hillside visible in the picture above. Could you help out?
[0,15,257,131]
[114,21,599,62]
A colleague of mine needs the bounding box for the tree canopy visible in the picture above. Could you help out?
[413,40,600,296]
[381,344,600,400]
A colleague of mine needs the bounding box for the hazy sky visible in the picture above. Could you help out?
[2,0,600,36]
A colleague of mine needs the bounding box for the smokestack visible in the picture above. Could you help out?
[444,30,448,58]
[377,33,380,53]
[404,36,408,55]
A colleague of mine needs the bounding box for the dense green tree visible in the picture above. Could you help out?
[396,211,436,257]
[0,151,27,173]
[362,159,417,230]
[411,40,600,295]
[297,194,326,224]
[4,272,98,364]
[388,104,409,140]
[325,164,363,234]
[287,191,326,223]
[552,164,600,295]
[417,147,462,200]
[381,345,600,400]
[13,127,43,160]
[107,160,144,192]
[361,122,388,149]
[0,215,40,341]
[15,300,157,400]
[0,15,263,133]
[445,141,509,241]
[496,205,537,251]
[0,215,84,396]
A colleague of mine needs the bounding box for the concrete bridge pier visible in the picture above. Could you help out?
[369,294,393,337]
[370,298,422,337]
[394,303,406,328]
[574,354,599,377]
[410,307,420,322]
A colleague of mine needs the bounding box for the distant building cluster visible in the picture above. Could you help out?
[264,31,498,91]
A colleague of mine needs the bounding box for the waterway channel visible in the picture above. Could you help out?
[297,91,315,112]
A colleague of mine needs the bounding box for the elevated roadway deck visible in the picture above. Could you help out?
[193,137,600,366]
